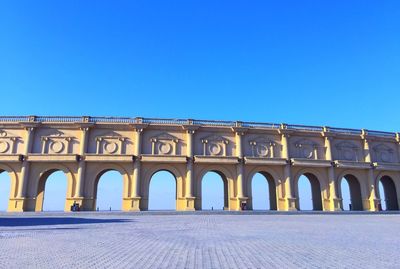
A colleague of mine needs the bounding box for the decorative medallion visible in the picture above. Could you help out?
[380,151,390,162]
[158,142,172,154]
[249,136,277,158]
[95,132,127,155]
[373,144,394,163]
[50,140,64,153]
[104,141,118,154]
[41,131,74,154]
[294,139,318,159]
[335,141,358,161]
[0,141,9,153]
[201,134,229,156]
[208,143,222,156]
[302,148,314,159]
[343,149,354,161]
[256,144,269,157]
[150,132,179,155]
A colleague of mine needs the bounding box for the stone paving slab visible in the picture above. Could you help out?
[0,212,399,268]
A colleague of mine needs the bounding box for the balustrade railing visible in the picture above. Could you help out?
[242,122,280,129]
[89,117,135,124]
[366,130,397,138]
[192,119,235,126]
[0,116,396,138]
[286,124,324,132]
[142,118,188,125]
[35,116,82,122]
[0,116,31,122]
[329,127,362,135]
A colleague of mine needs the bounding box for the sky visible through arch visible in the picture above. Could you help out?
[0,1,399,210]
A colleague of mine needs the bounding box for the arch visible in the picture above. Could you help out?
[194,165,235,210]
[338,174,363,211]
[377,175,399,211]
[148,170,177,210]
[87,163,132,211]
[85,163,132,211]
[42,170,68,211]
[201,170,228,210]
[246,166,280,191]
[142,163,184,187]
[294,169,323,211]
[195,165,234,211]
[0,163,19,199]
[93,166,129,194]
[94,170,124,211]
[197,165,235,184]
[34,164,76,212]
[0,170,11,211]
[248,171,277,210]
[141,163,183,211]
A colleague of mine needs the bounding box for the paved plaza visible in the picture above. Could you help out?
[0,212,399,268]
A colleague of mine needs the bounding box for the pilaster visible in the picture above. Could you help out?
[362,130,378,211]
[279,127,297,211]
[182,123,199,211]
[232,125,248,210]
[130,125,147,211]
[11,126,35,212]
[322,130,341,211]
[76,126,89,195]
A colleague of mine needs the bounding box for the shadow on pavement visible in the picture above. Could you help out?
[0,217,131,227]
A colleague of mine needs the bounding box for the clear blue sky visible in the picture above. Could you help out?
[0,1,398,210]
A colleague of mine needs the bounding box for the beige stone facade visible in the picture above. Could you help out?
[0,116,399,212]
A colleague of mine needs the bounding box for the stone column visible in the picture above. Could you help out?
[182,123,198,211]
[132,162,140,198]
[232,125,248,210]
[280,127,296,211]
[186,160,194,198]
[76,127,89,199]
[362,130,371,163]
[323,130,341,211]
[129,160,141,211]
[237,161,244,199]
[362,130,378,211]
[185,129,194,198]
[129,125,146,211]
[17,127,34,199]
[281,129,289,160]
[12,126,35,212]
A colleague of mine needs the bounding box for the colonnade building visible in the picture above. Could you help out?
[0,116,399,212]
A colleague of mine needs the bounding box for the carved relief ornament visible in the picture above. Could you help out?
[373,143,394,163]
[41,131,74,154]
[150,133,179,155]
[0,130,19,154]
[201,134,229,156]
[294,139,320,159]
[335,141,359,161]
[249,136,277,158]
[96,133,127,154]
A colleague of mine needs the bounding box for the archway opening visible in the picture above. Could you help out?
[0,170,11,212]
[341,178,351,211]
[201,171,228,210]
[148,170,176,210]
[95,170,123,211]
[297,173,322,211]
[251,172,276,210]
[40,170,68,211]
[340,175,363,211]
[378,176,399,211]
